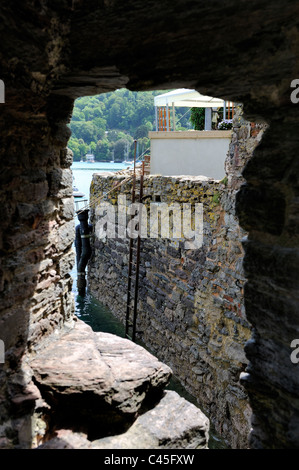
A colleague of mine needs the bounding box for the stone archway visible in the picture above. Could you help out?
[0,1,299,449]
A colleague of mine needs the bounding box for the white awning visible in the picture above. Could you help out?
[154,88,224,108]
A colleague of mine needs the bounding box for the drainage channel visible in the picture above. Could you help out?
[71,271,227,449]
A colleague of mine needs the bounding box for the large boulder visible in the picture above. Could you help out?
[92,390,210,449]
[30,318,172,438]
[38,390,209,449]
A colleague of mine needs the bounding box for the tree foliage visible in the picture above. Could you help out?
[190,107,205,130]
[68,88,194,162]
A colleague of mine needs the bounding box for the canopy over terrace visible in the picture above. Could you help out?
[154,88,233,131]
[154,88,224,108]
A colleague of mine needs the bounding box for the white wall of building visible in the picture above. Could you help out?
[149,130,232,179]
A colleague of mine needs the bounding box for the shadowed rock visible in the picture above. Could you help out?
[38,391,209,449]
[92,390,210,449]
[30,318,172,438]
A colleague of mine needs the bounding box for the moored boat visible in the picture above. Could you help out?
[73,185,85,198]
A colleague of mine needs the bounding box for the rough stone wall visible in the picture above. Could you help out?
[88,107,266,448]
[1,0,299,450]
[236,112,299,449]
[88,175,248,448]
[0,92,76,447]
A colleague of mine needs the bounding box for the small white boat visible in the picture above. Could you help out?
[73,186,85,198]
[86,152,95,163]
[73,176,85,198]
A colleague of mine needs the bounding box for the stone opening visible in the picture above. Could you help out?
[1,1,299,450]
[85,100,267,448]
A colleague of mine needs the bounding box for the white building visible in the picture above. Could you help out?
[149,89,234,179]
[86,152,95,163]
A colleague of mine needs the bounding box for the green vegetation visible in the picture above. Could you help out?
[68,89,193,162]
[220,176,228,186]
[190,107,205,130]
[212,192,220,204]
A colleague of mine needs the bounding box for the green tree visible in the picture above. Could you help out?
[190,108,205,130]
[107,130,119,143]
[68,138,81,161]
[95,139,110,161]
[69,88,185,161]
[134,124,149,139]
[113,139,129,162]
[78,139,89,158]
[72,108,85,121]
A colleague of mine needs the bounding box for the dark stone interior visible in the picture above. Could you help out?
[0,0,299,448]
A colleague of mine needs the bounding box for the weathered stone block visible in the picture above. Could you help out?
[60,148,73,168]
[60,197,74,220]
[48,168,73,198]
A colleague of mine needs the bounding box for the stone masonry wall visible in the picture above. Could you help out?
[2,0,299,450]
[0,92,76,448]
[88,107,267,449]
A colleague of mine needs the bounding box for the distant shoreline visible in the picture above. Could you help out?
[73,160,128,164]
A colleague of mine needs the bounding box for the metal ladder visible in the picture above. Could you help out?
[125,141,145,342]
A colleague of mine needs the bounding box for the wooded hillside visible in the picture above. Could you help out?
[68,89,192,161]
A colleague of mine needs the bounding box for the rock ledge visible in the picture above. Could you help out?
[30,319,209,448]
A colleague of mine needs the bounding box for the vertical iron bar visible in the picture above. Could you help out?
[125,140,137,338]
[132,161,144,341]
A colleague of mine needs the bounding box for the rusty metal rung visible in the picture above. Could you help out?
[125,141,145,343]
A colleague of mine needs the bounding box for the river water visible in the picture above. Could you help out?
[71,161,129,332]
[71,161,227,449]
